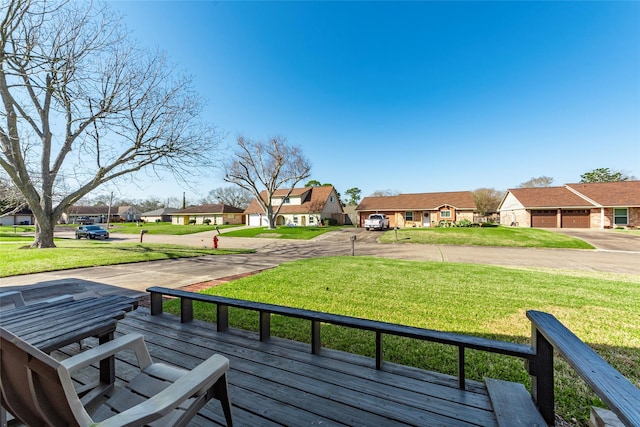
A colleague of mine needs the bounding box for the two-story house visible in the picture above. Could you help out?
[244,186,344,227]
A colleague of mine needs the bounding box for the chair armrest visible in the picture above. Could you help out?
[0,291,26,307]
[94,354,229,427]
[61,333,153,372]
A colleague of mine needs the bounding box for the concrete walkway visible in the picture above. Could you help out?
[2,227,639,301]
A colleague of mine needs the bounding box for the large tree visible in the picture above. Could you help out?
[344,187,361,206]
[223,135,311,229]
[471,188,503,216]
[580,168,631,183]
[202,186,253,209]
[518,176,554,188]
[0,1,217,247]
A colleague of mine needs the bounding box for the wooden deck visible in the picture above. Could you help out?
[57,308,506,427]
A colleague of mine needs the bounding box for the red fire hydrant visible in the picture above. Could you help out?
[213,235,219,249]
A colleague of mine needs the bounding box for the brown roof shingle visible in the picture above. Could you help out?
[566,181,640,207]
[173,204,244,214]
[356,191,476,211]
[506,187,594,208]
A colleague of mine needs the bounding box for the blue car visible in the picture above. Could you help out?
[75,225,109,240]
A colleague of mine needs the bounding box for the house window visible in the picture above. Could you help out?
[614,208,628,225]
[330,196,335,203]
[309,216,315,223]
[284,197,290,204]
[293,215,298,223]
[440,209,452,219]
[405,211,414,221]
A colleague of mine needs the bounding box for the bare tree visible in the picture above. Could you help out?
[0,1,218,247]
[370,189,400,197]
[518,176,554,188]
[224,135,311,229]
[0,173,27,216]
[202,186,253,209]
[471,188,504,216]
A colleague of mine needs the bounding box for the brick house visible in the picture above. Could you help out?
[356,191,477,228]
[498,181,640,229]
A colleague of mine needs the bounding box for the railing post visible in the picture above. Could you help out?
[312,320,321,354]
[458,346,466,390]
[150,291,163,315]
[375,331,383,370]
[259,311,271,341]
[530,324,555,426]
[217,304,228,332]
[181,297,193,323]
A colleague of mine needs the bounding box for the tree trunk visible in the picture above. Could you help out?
[31,216,56,248]
[267,205,277,229]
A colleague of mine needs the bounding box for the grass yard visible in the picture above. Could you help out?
[222,225,342,239]
[166,257,640,425]
[108,222,238,235]
[0,241,254,277]
[379,226,595,249]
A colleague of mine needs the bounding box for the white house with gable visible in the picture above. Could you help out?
[244,186,344,227]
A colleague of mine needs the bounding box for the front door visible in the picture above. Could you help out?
[301,216,307,226]
[422,212,431,227]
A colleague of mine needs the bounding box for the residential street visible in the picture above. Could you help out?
[2,227,639,301]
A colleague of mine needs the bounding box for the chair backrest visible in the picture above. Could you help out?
[0,327,92,426]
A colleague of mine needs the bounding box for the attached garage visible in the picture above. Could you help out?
[531,210,557,228]
[561,209,590,228]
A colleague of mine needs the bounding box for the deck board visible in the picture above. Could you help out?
[59,309,500,426]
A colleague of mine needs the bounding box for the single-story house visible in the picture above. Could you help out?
[244,186,344,227]
[140,208,179,223]
[171,204,244,225]
[0,208,35,226]
[356,191,477,228]
[62,205,140,224]
[498,180,640,229]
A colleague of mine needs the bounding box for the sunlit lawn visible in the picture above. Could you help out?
[379,226,595,249]
[108,222,238,235]
[222,225,342,239]
[167,257,640,425]
[0,240,253,277]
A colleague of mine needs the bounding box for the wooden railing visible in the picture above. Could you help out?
[528,310,640,426]
[147,287,640,427]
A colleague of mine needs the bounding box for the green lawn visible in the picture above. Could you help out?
[109,222,238,235]
[378,226,595,249]
[166,257,640,425]
[0,241,254,277]
[222,225,342,239]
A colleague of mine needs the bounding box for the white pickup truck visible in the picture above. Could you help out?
[364,214,390,230]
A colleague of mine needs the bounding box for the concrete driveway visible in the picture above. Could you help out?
[549,228,640,252]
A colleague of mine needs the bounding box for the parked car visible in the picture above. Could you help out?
[76,216,93,225]
[75,225,109,240]
[364,214,390,230]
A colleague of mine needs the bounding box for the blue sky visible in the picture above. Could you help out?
[109,1,639,203]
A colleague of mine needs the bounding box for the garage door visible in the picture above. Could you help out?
[561,209,590,228]
[531,210,557,228]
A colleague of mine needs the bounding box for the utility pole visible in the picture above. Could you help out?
[106,192,113,230]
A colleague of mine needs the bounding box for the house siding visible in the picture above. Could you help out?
[499,193,530,227]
